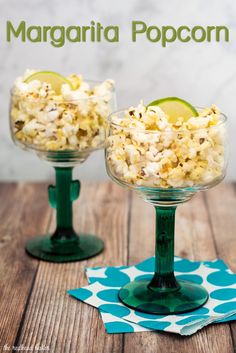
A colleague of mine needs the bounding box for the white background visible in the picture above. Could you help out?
[0,0,235,181]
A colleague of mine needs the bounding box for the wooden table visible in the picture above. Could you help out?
[0,181,235,353]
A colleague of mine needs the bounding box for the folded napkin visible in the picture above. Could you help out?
[68,257,236,335]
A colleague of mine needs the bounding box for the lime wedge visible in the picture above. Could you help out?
[148,97,198,123]
[24,71,73,94]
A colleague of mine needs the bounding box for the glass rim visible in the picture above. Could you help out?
[108,106,227,133]
[10,79,116,103]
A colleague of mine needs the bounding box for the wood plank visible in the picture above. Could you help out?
[1,181,234,353]
[13,181,130,353]
[205,183,236,351]
[204,183,236,271]
[124,187,234,353]
[0,183,51,350]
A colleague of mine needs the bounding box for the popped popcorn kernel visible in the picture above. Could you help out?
[107,102,226,189]
[11,70,115,152]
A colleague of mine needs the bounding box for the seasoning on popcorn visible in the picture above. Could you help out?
[11,70,114,151]
[107,101,225,188]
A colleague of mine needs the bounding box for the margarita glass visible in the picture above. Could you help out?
[105,107,227,314]
[10,79,116,263]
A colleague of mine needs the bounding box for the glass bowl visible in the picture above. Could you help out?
[10,80,116,262]
[105,108,227,314]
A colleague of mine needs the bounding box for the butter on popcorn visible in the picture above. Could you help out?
[107,102,226,188]
[11,70,114,151]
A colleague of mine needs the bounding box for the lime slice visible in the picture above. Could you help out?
[24,71,73,94]
[147,97,198,123]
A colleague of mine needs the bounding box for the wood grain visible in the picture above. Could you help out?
[0,183,51,351]
[13,181,130,353]
[205,183,236,352]
[0,182,235,353]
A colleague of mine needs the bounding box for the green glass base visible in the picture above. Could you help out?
[119,279,209,314]
[25,234,104,263]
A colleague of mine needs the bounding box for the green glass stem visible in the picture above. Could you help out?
[119,203,209,314]
[149,206,179,292]
[25,166,104,262]
[48,167,80,241]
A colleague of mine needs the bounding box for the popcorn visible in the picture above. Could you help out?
[124,145,141,164]
[107,102,226,188]
[11,70,115,151]
[143,162,161,177]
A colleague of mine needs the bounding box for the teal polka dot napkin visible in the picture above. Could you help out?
[68,257,236,335]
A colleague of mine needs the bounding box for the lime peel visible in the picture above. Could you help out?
[24,71,73,94]
[147,97,198,123]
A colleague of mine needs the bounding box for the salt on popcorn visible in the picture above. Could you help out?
[11,70,114,151]
[107,102,225,188]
